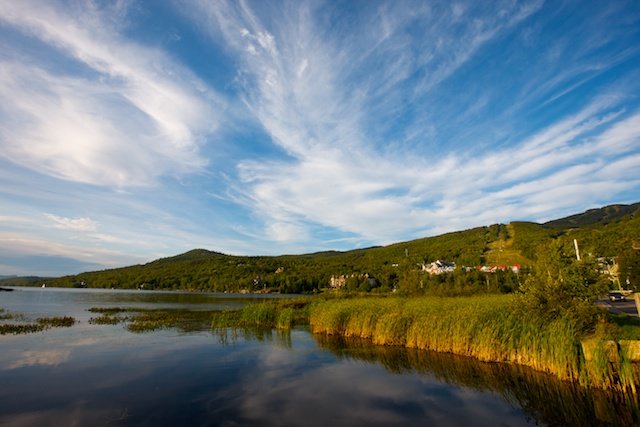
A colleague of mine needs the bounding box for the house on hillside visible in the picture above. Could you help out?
[477,264,521,273]
[329,275,347,289]
[329,273,377,289]
[422,260,456,275]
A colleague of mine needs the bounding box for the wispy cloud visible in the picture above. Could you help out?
[45,214,97,232]
[188,0,640,245]
[0,0,220,187]
[0,0,639,274]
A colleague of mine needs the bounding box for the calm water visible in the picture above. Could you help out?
[0,287,637,426]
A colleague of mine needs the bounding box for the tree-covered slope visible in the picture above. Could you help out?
[2,202,638,293]
[558,210,640,257]
[26,225,497,292]
[544,202,640,230]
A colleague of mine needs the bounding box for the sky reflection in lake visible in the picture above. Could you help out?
[1,288,637,426]
[0,327,534,427]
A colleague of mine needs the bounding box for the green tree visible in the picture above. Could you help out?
[618,248,640,291]
[397,270,424,295]
[519,241,606,331]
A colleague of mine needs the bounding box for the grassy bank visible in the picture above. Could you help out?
[306,295,639,393]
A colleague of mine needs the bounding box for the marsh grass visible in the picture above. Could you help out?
[211,298,311,330]
[308,295,639,392]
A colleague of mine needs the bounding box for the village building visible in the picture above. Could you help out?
[477,264,521,273]
[329,273,376,289]
[329,275,347,288]
[422,260,456,275]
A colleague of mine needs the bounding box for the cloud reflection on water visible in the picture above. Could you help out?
[232,349,530,427]
[0,325,637,426]
[7,349,71,369]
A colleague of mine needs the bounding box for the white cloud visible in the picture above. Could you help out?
[45,214,97,232]
[1,0,638,273]
[0,0,220,187]
[184,1,640,246]
[7,349,71,369]
[0,233,138,265]
[266,221,308,243]
[595,113,640,152]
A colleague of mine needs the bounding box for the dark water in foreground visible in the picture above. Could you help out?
[0,288,638,426]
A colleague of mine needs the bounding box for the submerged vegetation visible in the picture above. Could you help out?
[36,316,75,328]
[88,307,215,333]
[0,323,45,335]
[0,309,75,335]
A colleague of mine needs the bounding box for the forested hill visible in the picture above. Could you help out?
[2,202,639,293]
[38,225,498,292]
[544,202,640,229]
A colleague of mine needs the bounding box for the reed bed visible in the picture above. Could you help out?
[211,298,311,330]
[308,295,638,392]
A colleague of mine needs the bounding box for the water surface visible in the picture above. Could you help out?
[1,288,637,426]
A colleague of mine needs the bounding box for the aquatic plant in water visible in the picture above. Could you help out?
[88,307,221,333]
[0,309,76,335]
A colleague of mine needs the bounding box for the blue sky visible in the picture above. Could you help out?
[1,0,640,276]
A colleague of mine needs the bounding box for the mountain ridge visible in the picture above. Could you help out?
[544,202,640,229]
[2,202,639,292]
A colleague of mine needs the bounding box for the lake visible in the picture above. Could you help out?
[0,287,637,426]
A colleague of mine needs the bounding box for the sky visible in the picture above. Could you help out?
[1,0,640,277]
